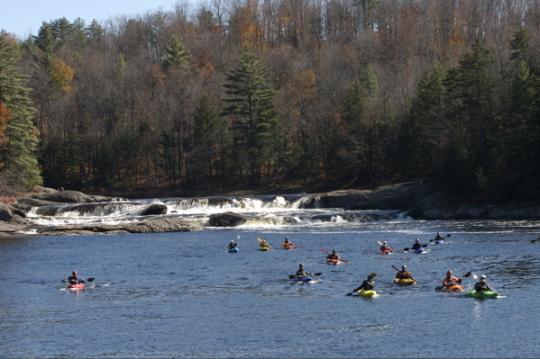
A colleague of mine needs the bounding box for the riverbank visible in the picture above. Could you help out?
[2,182,540,237]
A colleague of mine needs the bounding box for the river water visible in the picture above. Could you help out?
[2,196,540,357]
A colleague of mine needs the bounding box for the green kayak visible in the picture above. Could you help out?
[466,290,499,299]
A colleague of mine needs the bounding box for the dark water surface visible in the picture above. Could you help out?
[1,221,540,358]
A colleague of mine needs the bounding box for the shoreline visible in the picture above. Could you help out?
[2,181,540,238]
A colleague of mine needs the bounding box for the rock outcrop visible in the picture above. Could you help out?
[140,203,168,216]
[208,212,247,227]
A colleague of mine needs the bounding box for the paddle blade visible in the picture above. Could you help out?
[288,274,296,279]
[87,277,95,282]
[314,272,322,276]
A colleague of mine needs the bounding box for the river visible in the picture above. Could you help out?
[1,196,540,357]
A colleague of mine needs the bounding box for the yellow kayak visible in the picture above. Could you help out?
[355,289,378,298]
[394,278,416,286]
[259,246,271,251]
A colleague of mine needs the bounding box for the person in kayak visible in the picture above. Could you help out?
[326,250,340,261]
[474,275,493,292]
[67,271,84,284]
[259,238,271,249]
[352,272,377,292]
[434,232,444,242]
[227,240,237,250]
[379,241,393,253]
[395,265,414,280]
[442,270,462,287]
[283,237,295,248]
[296,264,308,277]
[411,238,423,251]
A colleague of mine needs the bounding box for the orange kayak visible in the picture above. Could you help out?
[443,284,464,292]
[282,243,295,250]
[326,258,342,265]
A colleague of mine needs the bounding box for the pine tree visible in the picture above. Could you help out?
[162,36,190,70]
[222,51,276,182]
[191,94,221,180]
[402,65,447,178]
[443,42,496,194]
[0,35,42,189]
[340,64,379,183]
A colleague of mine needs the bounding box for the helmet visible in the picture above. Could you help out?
[72,271,77,276]
[401,265,407,271]
[446,270,453,276]
[480,274,487,280]
[299,263,303,268]
[368,272,377,279]
[383,241,388,245]
[415,238,420,243]
[332,250,336,254]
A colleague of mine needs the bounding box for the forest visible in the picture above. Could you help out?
[0,0,539,202]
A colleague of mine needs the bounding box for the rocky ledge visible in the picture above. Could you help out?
[300,181,540,220]
[0,187,197,237]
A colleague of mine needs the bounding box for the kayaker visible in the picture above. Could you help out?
[434,232,444,242]
[259,238,271,249]
[67,271,84,284]
[227,240,237,250]
[395,265,414,280]
[379,241,393,253]
[474,275,493,292]
[296,264,307,277]
[326,250,340,261]
[352,272,377,292]
[283,238,294,248]
[411,238,423,251]
[442,270,462,287]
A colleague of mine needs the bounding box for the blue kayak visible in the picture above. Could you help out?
[414,248,429,254]
[227,247,239,253]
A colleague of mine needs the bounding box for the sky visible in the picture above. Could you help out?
[1,0,186,38]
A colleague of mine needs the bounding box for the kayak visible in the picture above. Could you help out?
[326,258,343,265]
[354,289,378,298]
[380,248,392,255]
[394,278,416,286]
[292,275,313,284]
[434,240,445,244]
[67,282,86,291]
[291,276,320,284]
[442,284,464,292]
[414,248,429,254]
[466,290,499,299]
[227,247,239,253]
[282,244,294,250]
[259,246,271,251]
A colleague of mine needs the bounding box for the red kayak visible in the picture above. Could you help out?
[327,258,343,265]
[380,248,393,255]
[67,283,86,291]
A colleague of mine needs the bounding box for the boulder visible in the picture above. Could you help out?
[0,203,13,222]
[139,203,167,216]
[208,212,247,227]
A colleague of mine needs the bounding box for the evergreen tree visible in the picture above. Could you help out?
[401,65,447,178]
[162,36,190,70]
[191,94,222,180]
[340,64,379,183]
[222,51,276,182]
[443,42,496,194]
[0,36,42,189]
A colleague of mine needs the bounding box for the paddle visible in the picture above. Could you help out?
[531,236,540,243]
[429,234,452,243]
[288,272,322,279]
[320,248,349,263]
